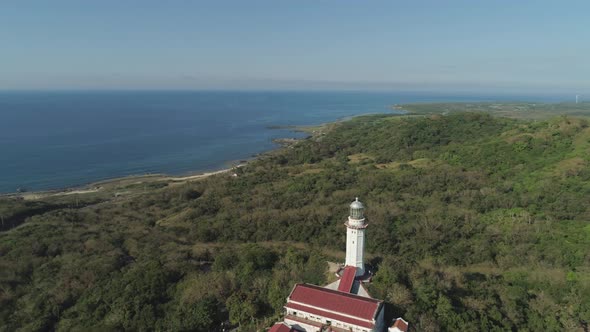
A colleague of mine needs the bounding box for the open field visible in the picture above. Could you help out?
[396,101,590,120]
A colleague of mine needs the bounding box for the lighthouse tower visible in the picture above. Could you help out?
[345,197,367,277]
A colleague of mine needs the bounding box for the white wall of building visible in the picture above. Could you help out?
[285,307,375,332]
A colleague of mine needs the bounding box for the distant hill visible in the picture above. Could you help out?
[1,105,589,331]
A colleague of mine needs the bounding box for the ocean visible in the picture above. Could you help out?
[0,90,567,193]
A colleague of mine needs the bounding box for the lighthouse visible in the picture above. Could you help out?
[268,196,411,332]
[345,197,367,277]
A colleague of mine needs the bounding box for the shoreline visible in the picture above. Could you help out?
[1,108,406,200]
[2,163,248,201]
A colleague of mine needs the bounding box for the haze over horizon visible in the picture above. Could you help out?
[2,1,589,94]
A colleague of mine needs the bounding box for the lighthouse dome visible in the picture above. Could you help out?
[349,197,364,220]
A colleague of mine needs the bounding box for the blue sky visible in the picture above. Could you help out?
[2,1,589,93]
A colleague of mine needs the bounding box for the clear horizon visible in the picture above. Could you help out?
[2,1,590,94]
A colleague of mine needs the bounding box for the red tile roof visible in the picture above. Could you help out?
[392,318,409,332]
[269,322,294,332]
[337,266,356,293]
[286,283,382,328]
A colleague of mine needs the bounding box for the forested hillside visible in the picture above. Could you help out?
[1,111,589,331]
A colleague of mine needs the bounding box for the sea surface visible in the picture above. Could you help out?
[0,90,567,193]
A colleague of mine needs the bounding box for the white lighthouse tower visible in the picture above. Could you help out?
[345,197,367,277]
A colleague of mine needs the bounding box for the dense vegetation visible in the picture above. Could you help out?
[1,110,589,331]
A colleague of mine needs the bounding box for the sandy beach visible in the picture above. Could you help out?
[11,164,245,201]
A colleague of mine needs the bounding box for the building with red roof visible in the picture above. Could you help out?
[269,322,297,332]
[388,318,409,332]
[266,199,409,332]
[284,283,385,332]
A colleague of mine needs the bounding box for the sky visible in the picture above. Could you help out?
[2,1,590,93]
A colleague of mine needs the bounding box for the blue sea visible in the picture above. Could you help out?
[0,90,567,193]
